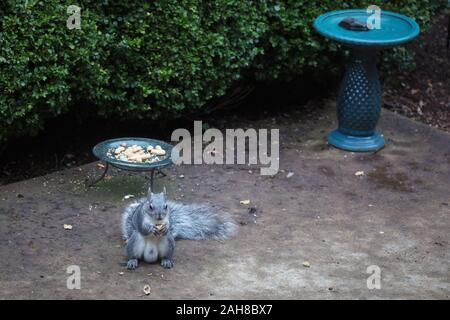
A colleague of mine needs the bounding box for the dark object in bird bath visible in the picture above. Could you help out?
[339,17,369,31]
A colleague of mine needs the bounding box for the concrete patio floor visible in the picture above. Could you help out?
[0,101,449,299]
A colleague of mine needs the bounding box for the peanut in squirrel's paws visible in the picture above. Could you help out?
[161,259,173,269]
[155,223,168,236]
[127,259,139,270]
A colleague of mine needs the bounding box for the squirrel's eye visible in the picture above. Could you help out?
[149,204,153,210]
[164,204,168,210]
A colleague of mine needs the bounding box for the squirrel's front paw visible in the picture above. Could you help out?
[127,259,139,270]
[161,259,173,269]
[142,223,158,236]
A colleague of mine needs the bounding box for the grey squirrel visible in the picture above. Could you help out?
[121,187,237,269]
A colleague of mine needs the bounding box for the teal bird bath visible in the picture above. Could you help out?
[314,9,420,152]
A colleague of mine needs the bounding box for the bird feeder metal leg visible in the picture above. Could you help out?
[86,162,109,187]
[149,169,156,191]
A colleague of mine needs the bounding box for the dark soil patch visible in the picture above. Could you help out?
[367,165,413,192]
[318,166,335,177]
[383,14,450,132]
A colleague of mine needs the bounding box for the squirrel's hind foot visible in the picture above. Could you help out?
[161,259,174,269]
[127,258,139,270]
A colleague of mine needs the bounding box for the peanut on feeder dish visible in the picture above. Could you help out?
[107,143,166,164]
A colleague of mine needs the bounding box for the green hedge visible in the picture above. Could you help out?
[0,0,446,141]
[90,0,266,119]
[0,1,107,139]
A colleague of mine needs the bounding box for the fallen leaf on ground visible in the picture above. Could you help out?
[143,284,151,295]
[286,172,295,179]
[118,272,124,275]
[354,171,365,176]
[302,261,311,268]
[123,194,134,200]
[96,163,106,169]
[63,224,73,230]
[240,200,251,205]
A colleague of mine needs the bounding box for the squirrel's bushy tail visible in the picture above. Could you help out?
[121,200,141,240]
[168,201,237,241]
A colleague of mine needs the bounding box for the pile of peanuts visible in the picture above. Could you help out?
[107,143,166,163]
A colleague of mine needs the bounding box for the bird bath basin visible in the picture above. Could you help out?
[314,9,420,151]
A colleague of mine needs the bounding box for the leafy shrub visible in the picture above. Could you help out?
[0,0,108,141]
[89,0,266,119]
[0,0,446,142]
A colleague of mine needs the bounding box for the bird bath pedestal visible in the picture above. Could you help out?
[314,10,420,151]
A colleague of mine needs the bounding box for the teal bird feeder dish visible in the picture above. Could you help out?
[88,137,173,190]
[313,9,420,152]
